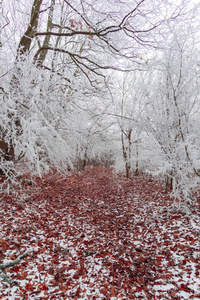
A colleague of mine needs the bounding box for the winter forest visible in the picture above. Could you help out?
[0,0,200,299]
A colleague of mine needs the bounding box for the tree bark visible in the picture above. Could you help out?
[16,0,43,58]
[36,0,55,66]
[135,140,139,175]
[1,0,43,164]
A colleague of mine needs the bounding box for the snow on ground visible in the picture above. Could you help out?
[0,167,199,299]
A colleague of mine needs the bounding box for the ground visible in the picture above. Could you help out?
[0,166,199,299]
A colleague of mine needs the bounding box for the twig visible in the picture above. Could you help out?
[0,252,29,284]
[0,252,29,271]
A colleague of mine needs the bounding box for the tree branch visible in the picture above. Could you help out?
[0,252,29,271]
[0,252,29,284]
[35,30,98,37]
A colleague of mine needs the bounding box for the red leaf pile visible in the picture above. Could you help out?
[0,167,199,299]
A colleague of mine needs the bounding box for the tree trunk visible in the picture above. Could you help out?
[36,0,55,66]
[135,140,139,175]
[11,0,43,88]
[165,174,173,192]
[2,0,43,164]
[17,0,43,58]
[0,138,14,174]
[121,129,132,179]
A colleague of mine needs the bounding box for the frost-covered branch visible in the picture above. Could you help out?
[0,252,29,284]
[0,252,29,271]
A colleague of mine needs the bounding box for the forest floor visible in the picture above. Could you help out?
[0,166,200,300]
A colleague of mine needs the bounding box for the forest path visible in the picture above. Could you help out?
[0,167,199,299]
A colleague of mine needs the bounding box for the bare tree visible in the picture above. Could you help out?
[144,23,200,206]
[0,0,190,178]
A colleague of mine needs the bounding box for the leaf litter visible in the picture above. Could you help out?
[0,166,199,299]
